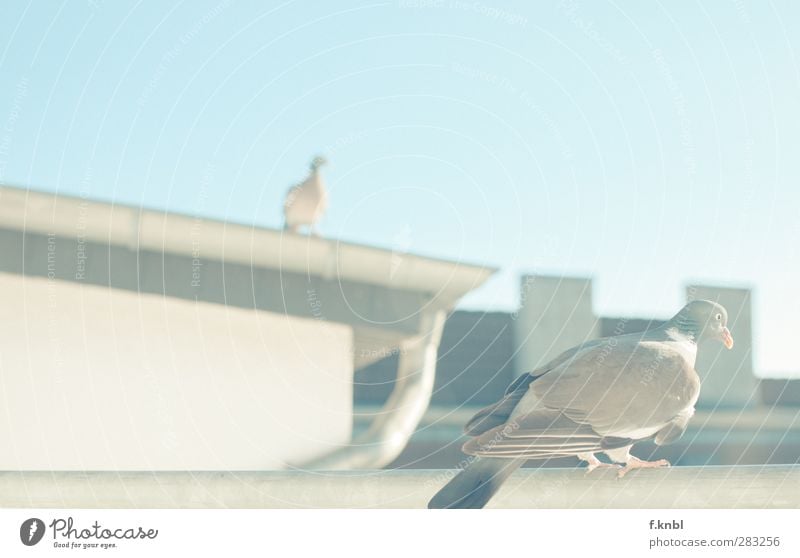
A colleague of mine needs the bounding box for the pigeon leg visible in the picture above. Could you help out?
[617,456,670,478]
[579,453,620,474]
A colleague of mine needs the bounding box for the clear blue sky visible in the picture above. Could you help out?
[1,1,798,376]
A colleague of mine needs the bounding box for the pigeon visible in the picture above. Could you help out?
[428,299,734,509]
[283,155,328,234]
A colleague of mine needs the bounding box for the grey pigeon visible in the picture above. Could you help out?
[283,155,328,234]
[428,299,734,509]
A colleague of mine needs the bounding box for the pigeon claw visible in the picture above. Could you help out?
[617,457,671,479]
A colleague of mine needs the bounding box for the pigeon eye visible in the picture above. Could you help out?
[715,313,722,321]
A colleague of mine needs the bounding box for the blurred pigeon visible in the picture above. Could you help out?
[428,299,734,509]
[283,155,328,234]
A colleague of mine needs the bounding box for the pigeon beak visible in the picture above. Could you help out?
[720,327,734,349]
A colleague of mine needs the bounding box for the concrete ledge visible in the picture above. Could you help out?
[1,466,797,509]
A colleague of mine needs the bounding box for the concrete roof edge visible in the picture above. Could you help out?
[0,184,497,298]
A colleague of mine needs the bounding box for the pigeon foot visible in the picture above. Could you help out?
[583,455,621,474]
[617,457,670,478]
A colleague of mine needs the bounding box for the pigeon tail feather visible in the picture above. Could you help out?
[428,457,522,509]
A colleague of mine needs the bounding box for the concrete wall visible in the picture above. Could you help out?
[0,273,353,470]
[687,285,758,408]
[513,275,599,375]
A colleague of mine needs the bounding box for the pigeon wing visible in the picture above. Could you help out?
[462,409,634,459]
[532,338,700,437]
[463,338,606,436]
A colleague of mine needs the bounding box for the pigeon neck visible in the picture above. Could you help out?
[664,318,700,343]
[307,168,324,186]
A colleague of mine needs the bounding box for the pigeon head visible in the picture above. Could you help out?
[310,155,328,171]
[669,300,734,349]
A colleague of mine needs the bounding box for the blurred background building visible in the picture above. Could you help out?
[0,184,797,473]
